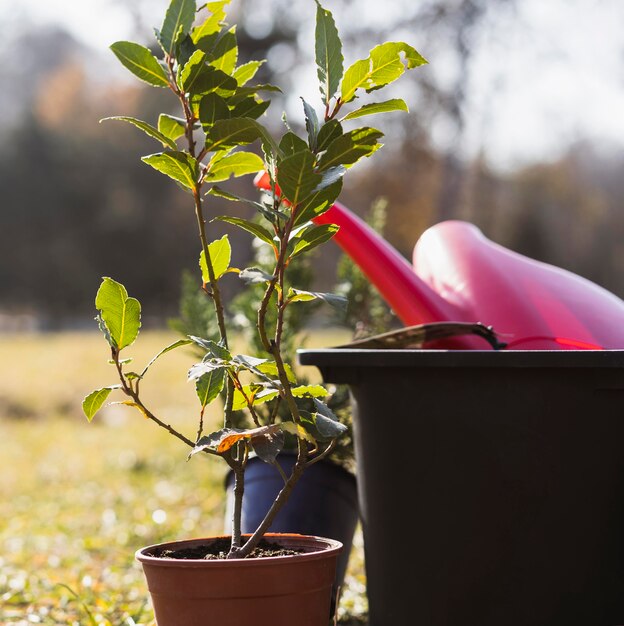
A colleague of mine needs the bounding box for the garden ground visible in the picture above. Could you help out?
[0,331,367,625]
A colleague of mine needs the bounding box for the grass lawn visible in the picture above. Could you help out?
[0,330,367,625]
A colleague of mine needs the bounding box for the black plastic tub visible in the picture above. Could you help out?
[299,348,624,626]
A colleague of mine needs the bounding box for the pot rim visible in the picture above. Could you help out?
[298,348,624,369]
[136,533,343,568]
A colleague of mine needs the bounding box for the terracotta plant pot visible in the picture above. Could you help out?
[136,533,342,626]
[224,453,358,616]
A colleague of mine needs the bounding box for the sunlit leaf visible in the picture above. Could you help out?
[341,98,408,121]
[341,41,427,103]
[192,0,229,43]
[204,117,264,152]
[159,0,196,54]
[199,235,231,282]
[110,41,169,88]
[287,287,347,311]
[142,151,198,190]
[178,49,209,92]
[82,387,119,422]
[206,151,264,182]
[315,0,343,104]
[158,113,186,141]
[210,26,238,74]
[288,223,339,258]
[100,116,177,150]
[318,127,383,171]
[291,384,328,398]
[196,367,226,408]
[95,277,141,350]
[294,179,342,226]
[233,60,264,86]
[280,421,316,444]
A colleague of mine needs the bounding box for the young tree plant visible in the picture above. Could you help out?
[83,0,427,559]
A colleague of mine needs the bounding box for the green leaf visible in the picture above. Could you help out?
[287,288,347,311]
[207,186,266,212]
[196,367,226,408]
[314,412,348,439]
[292,384,328,398]
[100,116,177,150]
[294,179,342,226]
[206,151,264,182]
[110,41,169,88]
[238,267,273,284]
[192,1,229,43]
[232,385,278,411]
[210,26,238,74]
[140,339,192,377]
[280,421,316,445]
[188,359,229,381]
[289,223,339,258]
[215,216,275,246]
[190,66,238,99]
[318,127,383,171]
[204,117,264,152]
[341,98,408,121]
[82,387,118,422]
[255,361,297,384]
[158,114,186,141]
[276,149,321,206]
[95,278,141,350]
[142,151,198,190]
[198,93,231,129]
[159,0,196,54]
[279,132,309,157]
[301,98,320,151]
[178,49,208,92]
[230,97,270,120]
[312,398,347,439]
[341,41,427,103]
[215,215,275,246]
[316,120,343,153]
[233,60,264,86]
[189,336,232,359]
[199,234,231,282]
[251,430,285,463]
[315,1,343,105]
[176,33,197,68]
[314,166,346,192]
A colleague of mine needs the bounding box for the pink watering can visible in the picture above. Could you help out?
[254,173,624,350]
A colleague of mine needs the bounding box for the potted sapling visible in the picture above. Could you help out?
[82,0,426,624]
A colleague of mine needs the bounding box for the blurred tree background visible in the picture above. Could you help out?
[1,0,623,328]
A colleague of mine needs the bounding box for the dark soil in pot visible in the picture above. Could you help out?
[148,537,302,560]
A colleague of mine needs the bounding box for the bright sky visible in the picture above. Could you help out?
[3,0,624,171]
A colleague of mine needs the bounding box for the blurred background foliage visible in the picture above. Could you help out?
[1,0,623,328]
